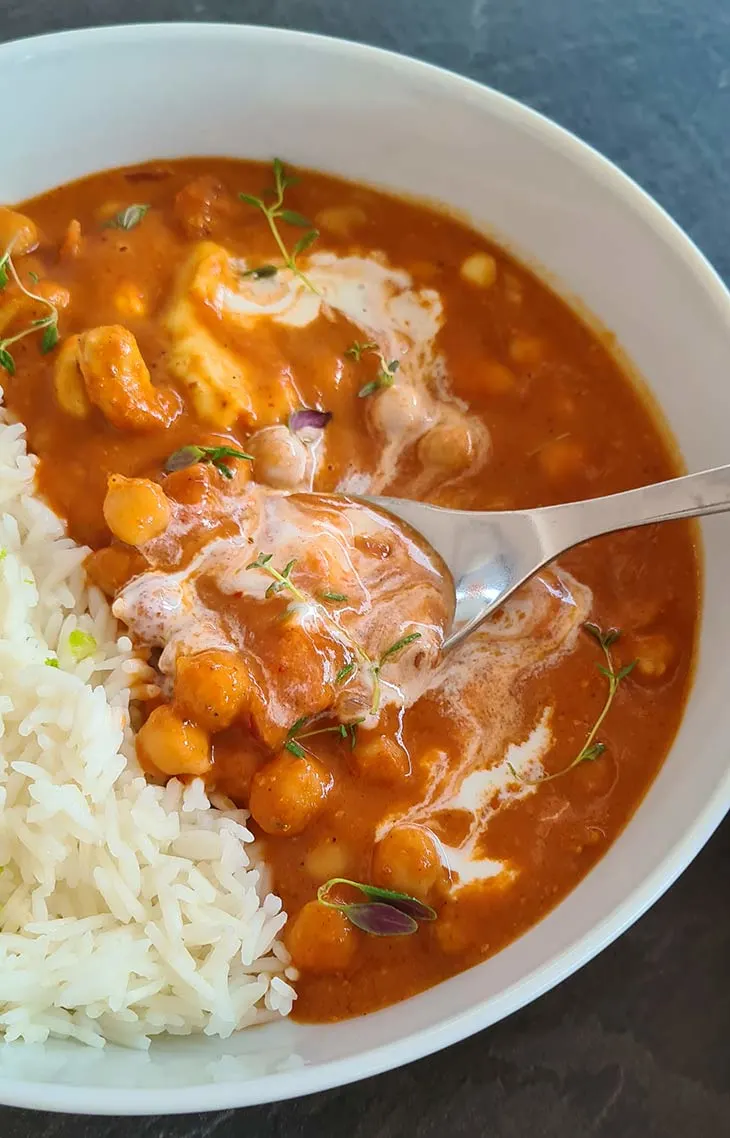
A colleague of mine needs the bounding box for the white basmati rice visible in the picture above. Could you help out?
[0,410,295,1049]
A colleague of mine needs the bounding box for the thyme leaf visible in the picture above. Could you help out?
[103,204,150,231]
[240,263,279,280]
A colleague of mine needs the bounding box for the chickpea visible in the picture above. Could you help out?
[247,426,307,490]
[211,735,264,805]
[304,836,352,881]
[113,281,148,318]
[175,649,252,732]
[136,704,211,777]
[627,633,676,682]
[35,280,71,311]
[85,545,147,597]
[53,335,90,419]
[103,474,171,546]
[314,205,367,237]
[60,218,82,259]
[482,361,517,395]
[0,299,21,337]
[351,733,410,784]
[538,437,585,483]
[286,900,357,973]
[460,252,497,288]
[417,417,476,474]
[0,207,39,255]
[372,825,444,899]
[370,382,428,436]
[509,334,544,366]
[163,463,213,506]
[434,901,473,956]
[249,752,332,836]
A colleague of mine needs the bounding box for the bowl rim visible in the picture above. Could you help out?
[1,19,729,1117]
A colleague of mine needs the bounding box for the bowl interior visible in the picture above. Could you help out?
[1,23,729,1115]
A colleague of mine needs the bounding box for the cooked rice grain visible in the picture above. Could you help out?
[0,411,294,1048]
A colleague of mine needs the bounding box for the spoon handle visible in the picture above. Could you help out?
[537,462,730,553]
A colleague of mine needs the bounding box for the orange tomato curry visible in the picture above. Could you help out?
[0,159,699,1022]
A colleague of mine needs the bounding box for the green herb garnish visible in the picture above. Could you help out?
[240,263,279,280]
[44,657,59,668]
[320,590,348,603]
[103,204,150,231]
[68,630,97,662]
[370,632,422,715]
[318,877,437,936]
[345,341,401,398]
[0,249,60,375]
[164,444,253,480]
[239,159,319,292]
[264,558,297,599]
[344,340,378,362]
[335,662,356,683]
[247,552,308,604]
[284,716,364,757]
[510,622,636,784]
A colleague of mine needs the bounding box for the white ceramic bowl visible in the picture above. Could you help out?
[1,21,729,1117]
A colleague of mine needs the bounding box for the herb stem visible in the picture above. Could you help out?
[0,247,59,373]
[510,622,635,785]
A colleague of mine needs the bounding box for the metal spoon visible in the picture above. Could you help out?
[367,464,730,651]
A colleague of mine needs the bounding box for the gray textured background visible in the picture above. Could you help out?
[1,1,729,1134]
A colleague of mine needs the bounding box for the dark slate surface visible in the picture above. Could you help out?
[0,0,728,1132]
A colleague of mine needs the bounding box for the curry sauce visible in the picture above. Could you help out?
[0,158,699,1023]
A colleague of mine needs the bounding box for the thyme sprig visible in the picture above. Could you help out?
[345,340,400,398]
[164,444,253,480]
[284,715,363,758]
[239,159,320,291]
[509,621,636,785]
[247,555,421,718]
[0,249,60,375]
[370,632,423,716]
[246,552,308,603]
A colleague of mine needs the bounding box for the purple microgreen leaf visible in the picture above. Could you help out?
[342,902,419,936]
[164,445,206,473]
[288,408,333,434]
[318,876,436,927]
